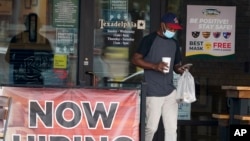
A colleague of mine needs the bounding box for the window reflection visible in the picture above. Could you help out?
[0,0,79,86]
[5,13,53,85]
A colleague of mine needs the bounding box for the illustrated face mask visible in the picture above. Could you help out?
[163,30,176,38]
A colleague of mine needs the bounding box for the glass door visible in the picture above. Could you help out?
[92,0,150,87]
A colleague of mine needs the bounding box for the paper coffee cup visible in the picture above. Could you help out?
[162,57,171,73]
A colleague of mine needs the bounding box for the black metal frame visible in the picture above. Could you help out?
[78,0,94,86]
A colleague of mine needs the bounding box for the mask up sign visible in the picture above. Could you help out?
[186,5,236,58]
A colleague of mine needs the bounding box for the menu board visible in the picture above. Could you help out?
[53,0,79,28]
[10,49,53,84]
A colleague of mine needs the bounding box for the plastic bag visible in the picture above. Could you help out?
[176,69,196,103]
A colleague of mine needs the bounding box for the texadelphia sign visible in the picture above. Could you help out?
[2,87,140,141]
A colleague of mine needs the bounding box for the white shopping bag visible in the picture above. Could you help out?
[176,69,196,103]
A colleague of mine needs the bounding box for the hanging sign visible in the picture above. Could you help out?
[186,5,236,58]
[3,87,140,141]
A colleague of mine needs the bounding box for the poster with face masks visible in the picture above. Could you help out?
[186,5,236,58]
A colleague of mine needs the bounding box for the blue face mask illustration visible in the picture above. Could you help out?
[163,30,176,38]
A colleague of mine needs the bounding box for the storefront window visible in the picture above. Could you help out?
[0,0,79,86]
[93,0,150,86]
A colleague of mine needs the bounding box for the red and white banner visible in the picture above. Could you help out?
[2,87,140,141]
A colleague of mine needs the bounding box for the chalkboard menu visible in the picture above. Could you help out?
[9,49,53,85]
